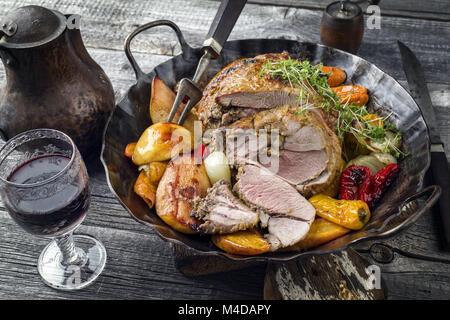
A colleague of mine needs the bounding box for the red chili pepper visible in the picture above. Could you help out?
[339,163,400,209]
[366,163,400,208]
[193,144,210,162]
[358,176,373,207]
[339,166,371,200]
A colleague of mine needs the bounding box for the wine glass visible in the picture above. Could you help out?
[0,128,106,290]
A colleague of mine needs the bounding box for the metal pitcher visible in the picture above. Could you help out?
[0,5,115,156]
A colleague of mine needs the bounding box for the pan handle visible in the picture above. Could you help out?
[376,185,441,237]
[124,20,195,79]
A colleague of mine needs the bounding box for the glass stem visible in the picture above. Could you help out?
[55,233,85,266]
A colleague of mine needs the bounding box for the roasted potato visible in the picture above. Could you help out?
[320,66,346,87]
[134,171,157,209]
[132,122,194,165]
[212,229,271,256]
[150,77,198,134]
[282,218,350,251]
[139,161,168,185]
[155,154,211,234]
[331,85,369,106]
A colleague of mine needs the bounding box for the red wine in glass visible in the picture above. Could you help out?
[6,154,90,237]
[0,129,106,290]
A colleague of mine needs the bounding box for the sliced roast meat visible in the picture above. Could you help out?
[283,125,325,152]
[234,164,315,250]
[265,218,311,250]
[195,52,341,132]
[191,179,259,234]
[254,105,341,197]
[221,105,342,197]
[196,52,301,128]
[221,107,264,126]
[266,149,329,186]
[216,89,303,110]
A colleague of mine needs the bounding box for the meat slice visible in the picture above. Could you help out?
[221,105,342,197]
[216,89,302,110]
[195,52,340,132]
[196,52,295,128]
[191,179,259,234]
[283,125,325,152]
[221,107,263,126]
[270,149,329,186]
[234,164,316,250]
[265,218,311,251]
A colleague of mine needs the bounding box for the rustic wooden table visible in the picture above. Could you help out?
[0,0,449,300]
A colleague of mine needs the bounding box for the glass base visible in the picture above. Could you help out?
[37,234,107,290]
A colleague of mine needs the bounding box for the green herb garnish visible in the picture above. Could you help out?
[260,57,406,158]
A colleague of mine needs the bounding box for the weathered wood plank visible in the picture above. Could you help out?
[0,210,266,299]
[241,0,450,21]
[265,201,450,300]
[352,202,450,299]
[264,249,385,300]
[0,0,448,84]
[356,248,450,299]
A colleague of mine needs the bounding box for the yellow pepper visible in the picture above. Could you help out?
[363,114,384,128]
[309,194,370,230]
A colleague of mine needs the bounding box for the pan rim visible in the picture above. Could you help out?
[100,39,432,262]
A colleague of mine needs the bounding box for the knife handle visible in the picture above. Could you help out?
[430,150,450,250]
[203,0,247,57]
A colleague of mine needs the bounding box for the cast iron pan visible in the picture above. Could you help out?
[101,20,440,262]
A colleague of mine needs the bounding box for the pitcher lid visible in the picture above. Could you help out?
[0,5,66,49]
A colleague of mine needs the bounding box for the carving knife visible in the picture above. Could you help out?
[398,40,450,250]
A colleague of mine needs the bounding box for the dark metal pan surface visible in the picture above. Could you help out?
[101,21,440,262]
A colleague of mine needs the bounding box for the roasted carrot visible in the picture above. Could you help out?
[124,142,136,158]
[331,85,369,106]
[134,171,157,209]
[320,66,346,87]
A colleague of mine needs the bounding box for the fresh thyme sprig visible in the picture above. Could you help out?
[259,57,406,158]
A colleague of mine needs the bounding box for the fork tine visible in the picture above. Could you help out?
[178,87,202,125]
[178,98,196,125]
[167,86,187,123]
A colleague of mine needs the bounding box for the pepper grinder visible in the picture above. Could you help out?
[320,0,380,54]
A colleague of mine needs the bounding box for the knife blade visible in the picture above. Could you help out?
[398,40,450,250]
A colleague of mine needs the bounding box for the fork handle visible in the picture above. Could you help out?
[203,0,247,58]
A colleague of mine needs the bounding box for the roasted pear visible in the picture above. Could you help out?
[150,77,198,134]
[132,122,193,165]
[212,229,271,256]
